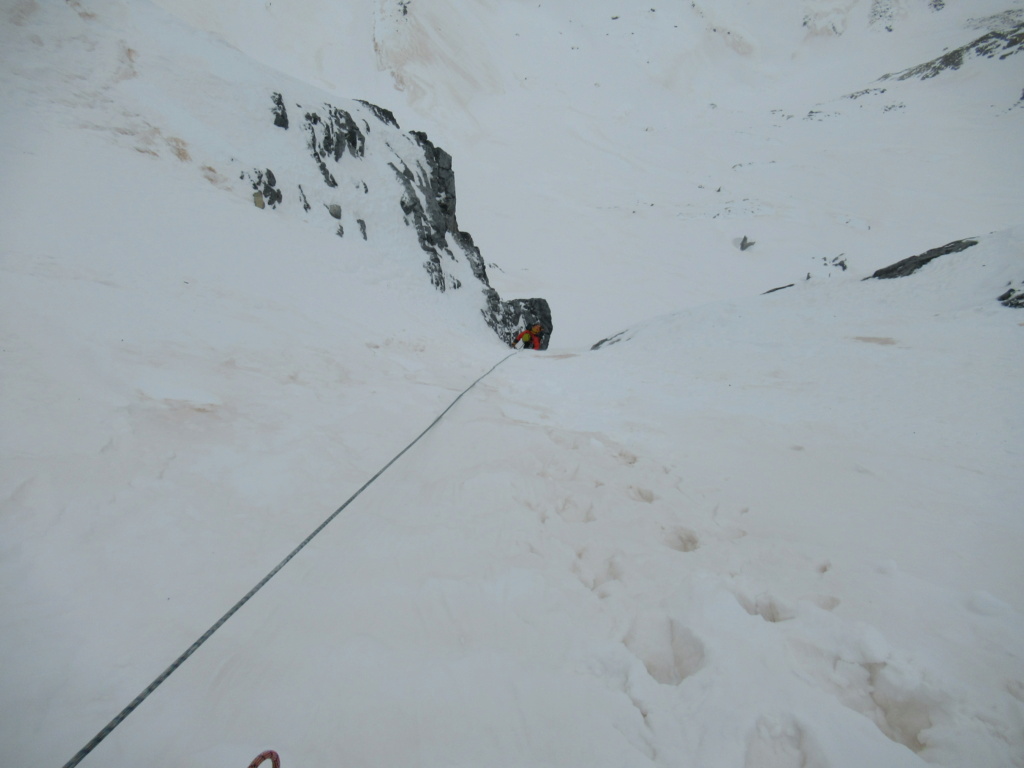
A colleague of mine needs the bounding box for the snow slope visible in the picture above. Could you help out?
[146,0,1024,345]
[1,0,1022,767]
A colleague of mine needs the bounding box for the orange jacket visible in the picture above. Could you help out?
[514,327,542,350]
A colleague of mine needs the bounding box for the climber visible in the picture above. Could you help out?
[513,323,544,350]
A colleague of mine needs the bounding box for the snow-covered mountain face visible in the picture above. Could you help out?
[150,0,1024,344]
[3,0,553,350]
[1,1,1022,767]
[5,0,1020,344]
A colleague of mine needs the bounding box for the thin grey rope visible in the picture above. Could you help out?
[62,351,517,768]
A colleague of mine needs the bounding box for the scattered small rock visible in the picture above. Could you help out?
[819,255,847,272]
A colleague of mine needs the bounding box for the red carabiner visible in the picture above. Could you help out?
[248,751,281,768]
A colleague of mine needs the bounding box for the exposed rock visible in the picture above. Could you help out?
[252,91,552,346]
[762,283,794,295]
[740,235,755,251]
[253,191,265,209]
[410,131,458,236]
[484,293,554,350]
[846,87,887,100]
[818,255,847,272]
[866,238,978,279]
[591,330,627,351]
[356,99,400,129]
[271,92,289,129]
[390,162,450,289]
[880,21,1024,80]
[321,107,365,159]
[243,168,282,208]
[998,287,1024,308]
[303,105,366,187]
[389,132,481,293]
[451,230,490,286]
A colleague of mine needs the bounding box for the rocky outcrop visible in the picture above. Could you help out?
[356,99,400,129]
[303,106,366,187]
[880,18,1023,81]
[388,134,461,291]
[865,236,1022,310]
[865,238,978,279]
[390,129,553,346]
[998,286,1024,308]
[271,92,289,129]
[243,168,282,208]
[249,92,552,347]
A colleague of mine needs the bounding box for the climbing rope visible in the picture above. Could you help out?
[61,352,517,768]
[248,751,280,768]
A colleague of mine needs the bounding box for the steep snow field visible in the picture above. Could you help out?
[1,1,1022,767]
[147,0,1024,344]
